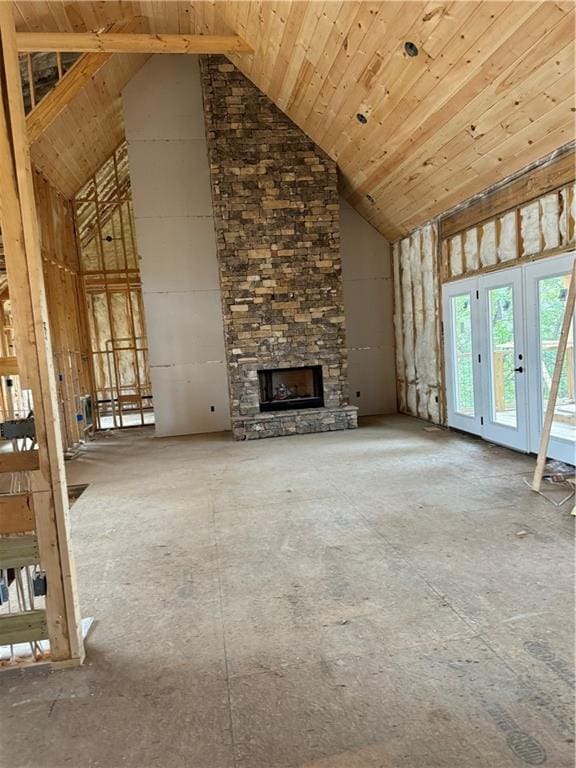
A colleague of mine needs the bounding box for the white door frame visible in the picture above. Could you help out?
[525,252,575,464]
[443,253,576,462]
[442,277,482,436]
[478,265,529,452]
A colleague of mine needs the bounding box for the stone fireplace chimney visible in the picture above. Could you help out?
[200,57,357,439]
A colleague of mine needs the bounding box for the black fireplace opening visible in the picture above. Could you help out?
[258,366,324,412]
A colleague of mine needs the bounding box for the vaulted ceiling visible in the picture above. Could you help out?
[14,1,576,240]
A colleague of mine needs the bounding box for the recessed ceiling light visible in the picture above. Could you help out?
[356,112,368,125]
[404,41,419,57]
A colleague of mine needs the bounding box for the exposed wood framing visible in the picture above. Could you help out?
[25,52,113,144]
[0,4,83,664]
[34,171,92,449]
[440,146,576,239]
[25,52,34,108]
[17,32,252,54]
[440,180,576,283]
[74,143,151,430]
[9,2,575,239]
[19,50,81,116]
[29,51,149,199]
[24,17,149,144]
[0,171,93,450]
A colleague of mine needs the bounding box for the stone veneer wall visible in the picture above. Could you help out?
[200,56,357,440]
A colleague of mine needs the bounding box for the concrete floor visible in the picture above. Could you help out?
[1,415,574,768]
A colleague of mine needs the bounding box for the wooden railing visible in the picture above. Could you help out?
[493,342,575,419]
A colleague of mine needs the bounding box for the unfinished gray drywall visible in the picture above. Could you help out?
[123,55,231,436]
[340,199,396,416]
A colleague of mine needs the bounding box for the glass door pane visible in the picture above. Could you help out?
[488,285,517,427]
[443,277,482,436]
[538,272,575,446]
[452,294,475,417]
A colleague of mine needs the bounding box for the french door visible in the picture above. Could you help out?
[443,254,575,462]
[526,256,575,463]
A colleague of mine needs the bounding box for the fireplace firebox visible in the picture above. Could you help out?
[258,366,324,412]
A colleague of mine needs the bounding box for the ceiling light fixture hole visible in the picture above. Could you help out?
[356,112,368,125]
[404,41,419,57]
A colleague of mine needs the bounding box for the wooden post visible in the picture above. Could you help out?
[532,260,576,492]
[0,3,83,663]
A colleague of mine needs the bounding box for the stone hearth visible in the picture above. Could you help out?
[201,57,357,440]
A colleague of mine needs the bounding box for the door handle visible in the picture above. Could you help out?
[514,366,523,373]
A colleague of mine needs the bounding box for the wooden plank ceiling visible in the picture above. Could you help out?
[14,1,576,240]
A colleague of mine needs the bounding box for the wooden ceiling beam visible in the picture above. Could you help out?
[16,32,252,54]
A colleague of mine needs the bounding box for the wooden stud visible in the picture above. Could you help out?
[442,243,576,285]
[25,53,35,109]
[43,176,90,448]
[439,181,576,285]
[515,206,523,261]
[112,150,145,426]
[74,143,152,432]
